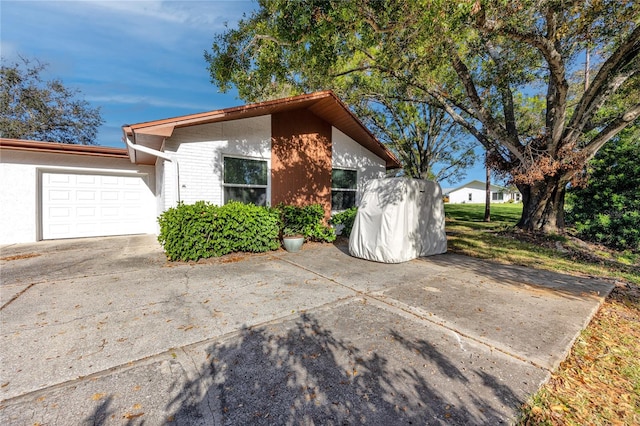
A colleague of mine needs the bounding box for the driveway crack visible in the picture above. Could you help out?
[0,282,38,311]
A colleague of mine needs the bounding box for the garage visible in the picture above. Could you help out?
[1,139,157,244]
[40,171,155,240]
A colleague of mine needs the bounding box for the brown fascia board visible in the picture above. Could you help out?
[311,93,401,169]
[125,90,401,169]
[0,138,129,158]
[126,91,334,132]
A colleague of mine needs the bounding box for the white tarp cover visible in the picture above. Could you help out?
[349,177,447,263]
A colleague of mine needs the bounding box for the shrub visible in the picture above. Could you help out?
[277,203,336,242]
[566,127,640,252]
[157,201,280,261]
[330,207,358,237]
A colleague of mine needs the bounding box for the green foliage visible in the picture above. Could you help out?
[330,207,358,238]
[157,201,281,261]
[205,0,640,232]
[566,127,640,252]
[0,57,103,144]
[277,203,336,242]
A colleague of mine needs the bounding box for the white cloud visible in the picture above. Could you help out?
[47,0,251,27]
[0,41,18,60]
[86,93,215,111]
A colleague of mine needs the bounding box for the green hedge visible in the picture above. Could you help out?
[330,207,358,237]
[157,201,281,261]
[277,203,336,242]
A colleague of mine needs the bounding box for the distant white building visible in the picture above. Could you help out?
[442,180,521,204]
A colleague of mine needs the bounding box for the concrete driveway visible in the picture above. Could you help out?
[0,235,612,425]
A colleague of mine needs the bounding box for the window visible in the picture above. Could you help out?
[223,156,268,206]
[468,193,473,201]
[492,192,504,201]
[331,169,357,210]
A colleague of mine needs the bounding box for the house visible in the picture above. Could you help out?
[0,91,400,244]
[442,180,521,204]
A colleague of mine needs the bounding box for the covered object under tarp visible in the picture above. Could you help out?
[349,177,447,263]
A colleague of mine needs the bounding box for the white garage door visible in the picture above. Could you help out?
[41,171,154,240]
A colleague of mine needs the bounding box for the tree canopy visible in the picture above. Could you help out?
[0,58,103,145]
[206,0,639,232]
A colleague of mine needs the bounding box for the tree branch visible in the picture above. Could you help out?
[484,39,518,141]
[583,103,640,161]
[565,26,640,143]
[448,46,522,152]
[474,5,568,148]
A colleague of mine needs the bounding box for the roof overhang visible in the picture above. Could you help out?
[122,91,401,169]
[0,138,129,158]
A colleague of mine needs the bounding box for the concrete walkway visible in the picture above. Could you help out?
[0,235,612,425]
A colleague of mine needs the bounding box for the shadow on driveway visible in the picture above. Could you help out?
[86,312,525,425]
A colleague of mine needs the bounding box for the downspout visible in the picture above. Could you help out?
[124,136,181,204]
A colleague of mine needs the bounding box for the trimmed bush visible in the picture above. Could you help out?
[277,203,336,242]
[157,201,280,261]
[330,207,358,237]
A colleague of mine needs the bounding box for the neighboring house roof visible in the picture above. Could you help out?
[443,180,516,195]
[0,138,129,159]
[122,90,401,169]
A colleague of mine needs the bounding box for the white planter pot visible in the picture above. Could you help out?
[282,236,304,253]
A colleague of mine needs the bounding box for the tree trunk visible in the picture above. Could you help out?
[516,175,568,233]
[484,162,491,222]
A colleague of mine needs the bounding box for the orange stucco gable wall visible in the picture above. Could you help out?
[271,109,332,219]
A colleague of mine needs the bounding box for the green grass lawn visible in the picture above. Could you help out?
[445,202,523,224]
[444,202,640,425]
[444,202,638,284]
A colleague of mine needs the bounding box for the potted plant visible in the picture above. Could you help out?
[282,226,305,253]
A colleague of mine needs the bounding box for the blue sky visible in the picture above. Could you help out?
[2,1,257,145]
[2,0,486,185]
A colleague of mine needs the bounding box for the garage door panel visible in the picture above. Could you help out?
[48,190,71,201]
[101,175,120,185]
[124,191,142,201]
[100,191,120,201]
[41,172,154,240]
[76,191,96,201]
[77,175,97,185]
[48,207,71,218]
[77,207,96,217]
[47,174,71,184]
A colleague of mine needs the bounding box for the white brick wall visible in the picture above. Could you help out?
[332,127,386,206]
[162,116,271,210]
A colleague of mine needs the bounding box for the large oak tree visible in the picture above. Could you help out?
[1,58,103,145]
[207,0,639,232]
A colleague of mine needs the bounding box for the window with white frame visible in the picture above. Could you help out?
[331,169,357,210]
[468,193,473,201]
[223,156,268,206]
[492,192,504,201]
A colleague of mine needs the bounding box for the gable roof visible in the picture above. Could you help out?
[122,91,401,169]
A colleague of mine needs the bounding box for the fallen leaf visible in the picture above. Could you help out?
[0,253,40,261]
[123,412,144,419]
[92,393,106,401]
